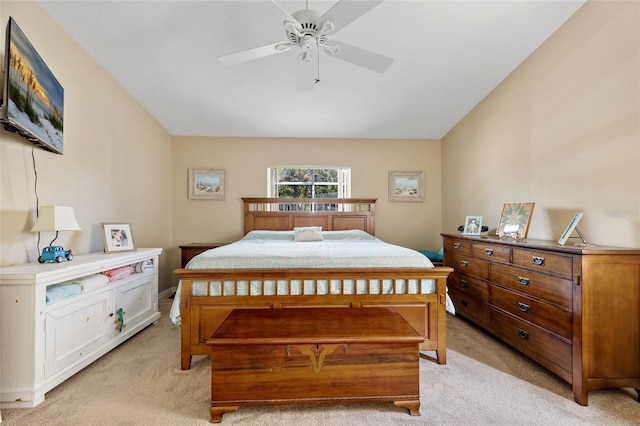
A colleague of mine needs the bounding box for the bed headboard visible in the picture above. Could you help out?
[242,198,376,235]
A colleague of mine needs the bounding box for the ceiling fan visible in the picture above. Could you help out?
[218,0,393,91]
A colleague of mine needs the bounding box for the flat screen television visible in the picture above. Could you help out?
[1,17,64,154]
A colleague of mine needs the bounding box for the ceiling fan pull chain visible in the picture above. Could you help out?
[316,49,321,84]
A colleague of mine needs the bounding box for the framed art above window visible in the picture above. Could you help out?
[388,171,424,202]
[189,168,225,200]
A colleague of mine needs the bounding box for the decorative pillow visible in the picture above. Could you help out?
[293,226,323,242]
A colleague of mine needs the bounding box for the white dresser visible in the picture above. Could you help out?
[0,248,162,408]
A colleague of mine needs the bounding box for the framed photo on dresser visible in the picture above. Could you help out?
[462,216,483,236]
[101,223,136,253]
[496,202,535,239]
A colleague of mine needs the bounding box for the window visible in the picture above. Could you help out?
[267,166,351,199]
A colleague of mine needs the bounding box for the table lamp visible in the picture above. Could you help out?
[31,206,81,263]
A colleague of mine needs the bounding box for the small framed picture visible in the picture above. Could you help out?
[496,202,535,239]
[558,212,584,246]
[101,223,136,253]
[189,168,226,200]
[462,216,483,236]
[388,171,424,202]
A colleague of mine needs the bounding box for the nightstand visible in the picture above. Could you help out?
[179,243,228,267]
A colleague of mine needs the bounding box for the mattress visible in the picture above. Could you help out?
[170,230,454,325]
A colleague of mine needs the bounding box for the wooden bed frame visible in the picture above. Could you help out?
[174,198,452,370]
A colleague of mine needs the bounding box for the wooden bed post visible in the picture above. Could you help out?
[180,279,193,370]
[436,276,448,364]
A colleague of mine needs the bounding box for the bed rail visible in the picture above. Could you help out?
[175,266,452,369]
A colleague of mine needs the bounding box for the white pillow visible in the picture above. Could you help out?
[293,226,323,242]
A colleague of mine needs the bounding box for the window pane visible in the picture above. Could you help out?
[268,166,349,199]
[278,168,312,183]
[313,169,337,183]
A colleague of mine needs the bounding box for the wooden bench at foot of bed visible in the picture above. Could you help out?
[175,266,453,370]
[206,307,423,422]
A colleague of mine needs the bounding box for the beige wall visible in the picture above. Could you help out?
[0,2,175,290]
[171,137,442,283]
[442,0,640,248]
[3,0,638,297]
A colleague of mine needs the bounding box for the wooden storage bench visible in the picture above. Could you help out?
[206,307,423,423]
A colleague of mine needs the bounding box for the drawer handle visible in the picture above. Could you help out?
[454,243,461,249]
[461,260,468,267]
[518,302,530,313]
[485,248,494,256]
[532,256,545,266]
[460,279,468,287]
[518,329,529,340]
[518,277,530,286]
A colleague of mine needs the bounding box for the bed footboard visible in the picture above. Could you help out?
[175,267,452,370]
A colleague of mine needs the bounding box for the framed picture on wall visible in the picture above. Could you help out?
[462,216,483,236]
[189,168,226,200]
[101,223,136,253]
[496,202,535,239]
[388,171,424,202]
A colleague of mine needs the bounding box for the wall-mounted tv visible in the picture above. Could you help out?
[1,17,64,154]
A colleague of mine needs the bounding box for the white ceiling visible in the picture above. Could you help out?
[37,0,585,140]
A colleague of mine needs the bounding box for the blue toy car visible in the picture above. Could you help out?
[38,246,74,263]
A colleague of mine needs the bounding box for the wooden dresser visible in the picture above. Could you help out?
[442,233,640,405]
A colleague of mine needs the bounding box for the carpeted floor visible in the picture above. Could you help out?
[2,296,639,425]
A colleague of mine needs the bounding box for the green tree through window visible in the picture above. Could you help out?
[268,166,351,200]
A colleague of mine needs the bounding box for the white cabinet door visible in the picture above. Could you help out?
[114,272,156,333]
[45,290,112,378]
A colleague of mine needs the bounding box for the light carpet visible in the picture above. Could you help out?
[2,297,639,425]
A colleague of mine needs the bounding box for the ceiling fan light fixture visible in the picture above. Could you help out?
[284,20,303,39]
[300,35,317,51]
[322,43,339,55]
[300,51,312,64]
[317,20,334,35]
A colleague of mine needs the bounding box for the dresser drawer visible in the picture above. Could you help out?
[512,248,573,278]
[490,263,573,308]
[471,243,511,263]
[444,238,471,255]
[446,252,490,280]
[490,286,572,340]
[490,308,572,373]
[448,272,489,302]
[449,289,489,326]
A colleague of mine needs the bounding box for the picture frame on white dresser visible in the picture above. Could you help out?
[102,223,135,253]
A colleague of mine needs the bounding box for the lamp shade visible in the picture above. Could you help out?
[31,206,81,232]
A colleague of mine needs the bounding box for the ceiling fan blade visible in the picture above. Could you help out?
[297,51,316,91]
[324,40,393,73]
[218,42,291,66]
[318,0,384,34]
[271,0,302,26]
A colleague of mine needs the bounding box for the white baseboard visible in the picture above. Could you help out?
[159,286,177,300]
